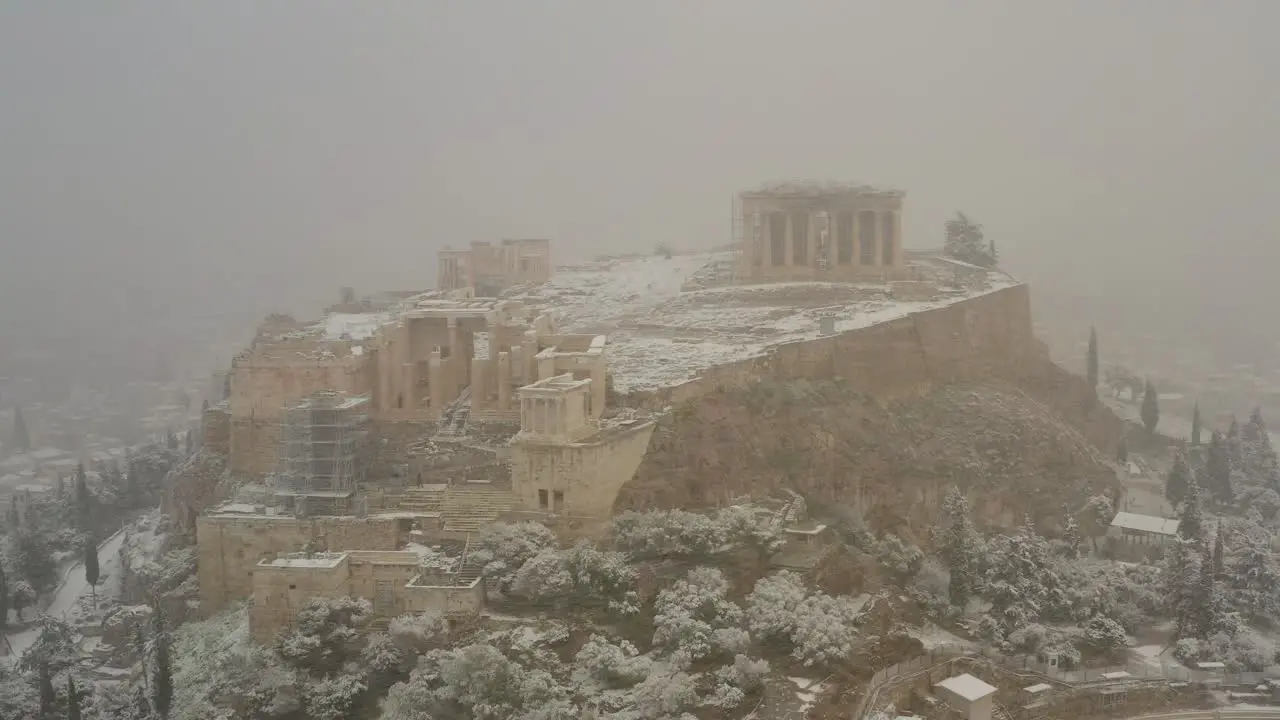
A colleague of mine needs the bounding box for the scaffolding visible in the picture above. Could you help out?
[276,391,370,506]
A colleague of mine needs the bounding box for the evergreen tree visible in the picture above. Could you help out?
[73,463,90,530]
[1192,401,1203,446]
[1079,495,1116,551]
[83,536,99,607]
[14,530,57,593]
[1087,326,1099,389]
[982,517,1066,637]
[1205,431,1234,504]
[151,605,173,718]
[1242,408,1279,487]
[1227,417,1245,472]
[166,429,178,451]
[12,406,30,453]
[1164,535,1201,640]
[1116,438,1129,465]
[1177,479,1205,542]
[1141,380,1160,434]
[1167,452,1193,505]
[67,674,81,720]
[943,212,996,267]
[1061,514,1082,559]
[1213,526,1225,578]
[0,564,8,629]
[936,487,982,606]
[38,662,55,717]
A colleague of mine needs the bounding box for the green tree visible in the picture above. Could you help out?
[1116,438,1129,465]
[73,463,90,531]
[935,487,982,606]
[67,675,81,720]
[1087,326,1099,389]
[1078,495,1116,552]
[1212,526,1225,578]
[1178,479,1205,542]
[1141,380,1160,434]
[0,564,8,629]
[1205,431,1234,504]
[38,662,55,717]
[151,607,173,718]
[1167,452,1193,505]
[13,530,57,593]
[943,212,996,267]
[12,406,30,453]
[1191,401,1203,446]
[84,536,100,607]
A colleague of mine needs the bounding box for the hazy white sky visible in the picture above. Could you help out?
[1,1,1276,369]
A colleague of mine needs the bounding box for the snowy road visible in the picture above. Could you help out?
[3,528,127,663]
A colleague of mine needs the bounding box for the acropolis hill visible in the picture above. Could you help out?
[171,182,1121,638]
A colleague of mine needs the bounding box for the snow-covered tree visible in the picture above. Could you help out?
[1083,615,1128,655]
[304,673,367,720]
[1166,452,1194,506]
[745,570,807,644]
[610,509,724,560]
[570,635,652,693]
[1077,495,1115,552]
[1205,431,1235,504]
[704,654,770,709]
[652,567,743,661]
[626,661,700,720]
[509,541,637,613]
[717,505,785,564]
[276,596,372,674]
[788,593,862,667]
[1177,480,1205,542]
[1060,515,1082,559]
[935,487,983,605]
[943,212,996,267]
[19,616,78,674]
[472,522,558,594]
[1241,408,1279,487]
[9,580,34,621]
[10,530,56,593]
[1227,519,1280,622]
[388,610,448,655]
[873,534,924,583]
[982,518,1066,639]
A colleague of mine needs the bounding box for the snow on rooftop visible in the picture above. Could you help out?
[508,252,1020,394]
[1111,511,1179,536]
[260,552,347,569]
[936,673,997,701]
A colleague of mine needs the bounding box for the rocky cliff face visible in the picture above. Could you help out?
[617,369,1122,542]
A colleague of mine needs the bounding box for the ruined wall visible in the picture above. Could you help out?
[250,560,350,642]
[196,514,402,616]
[620,284,1038,411]
[203,404,230,455]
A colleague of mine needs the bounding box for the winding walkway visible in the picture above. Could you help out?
[3,528,127,662]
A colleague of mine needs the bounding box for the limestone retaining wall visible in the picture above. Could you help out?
[619,283,1039,410]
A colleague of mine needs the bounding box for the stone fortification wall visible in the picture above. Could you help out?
[202,404,230,455]
[619,284,1039,410]
[197,514,401,616]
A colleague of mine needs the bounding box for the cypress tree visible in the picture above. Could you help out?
[84,536,99,607]
[1213,526,1225,577]
[1178,478,1204,542]
[1192,401,1202,446]
[73,463,90,530]
[38,662,55,716]
[1087,326,1099,389]
[1167,452,1193,505]
[1116,438,1129,465]
[1206,431,1234,504]
[67,675,81,720]
[152,607,173,718]
[0,564,8,629]
[12,406,30,453]
[1141,380,1160,435]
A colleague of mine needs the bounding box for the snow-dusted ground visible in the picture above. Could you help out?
[507,252,1022,394]
[4,528,127,663]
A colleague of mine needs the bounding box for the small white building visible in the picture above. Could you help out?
[935,673,997,720]
[1108,511,1179,547]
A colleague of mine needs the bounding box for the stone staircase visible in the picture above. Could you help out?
[435,388,472,440]
[440,485,518,534]
[397,484,448,513]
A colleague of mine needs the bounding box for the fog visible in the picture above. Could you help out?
[1,1,1276,391]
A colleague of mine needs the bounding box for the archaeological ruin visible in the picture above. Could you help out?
[185,183,1048,641]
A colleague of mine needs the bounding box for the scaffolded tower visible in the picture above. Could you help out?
[275,391,370,514]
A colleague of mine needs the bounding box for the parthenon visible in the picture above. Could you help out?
[737,181,905,282]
